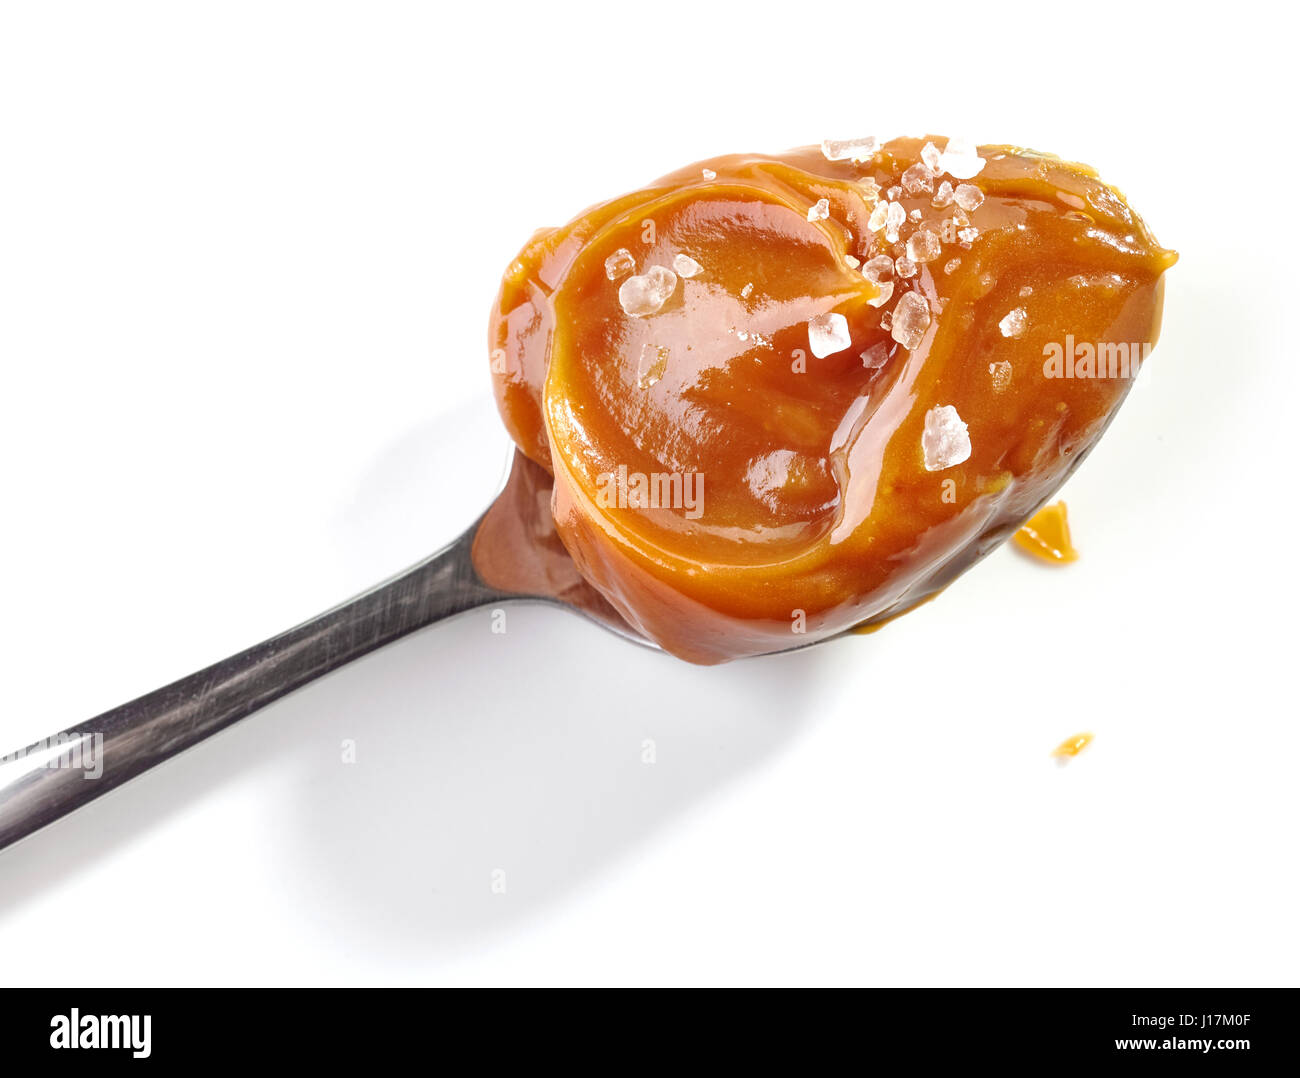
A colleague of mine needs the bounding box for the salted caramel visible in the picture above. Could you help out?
[1013,501,1079,564]
[486,136,1175,663]
[1052,733,1095,759]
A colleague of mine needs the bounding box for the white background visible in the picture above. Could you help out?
[0,1,1294,986]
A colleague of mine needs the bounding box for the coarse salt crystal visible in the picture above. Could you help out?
[844,253,861,269]
[807,197,831,222]
[619,266,678,317]
[891,292,931,350]
[944,257,962,274]
[885,201,906,243]
[868,201,889,232]
[862,254,894,283]
[921,404,971,471]
[895,256,917,279]
[637,342,670,388]
[702,168,717,180]
[821,136,880,163]
[957,226,980,244]
[938,138,986,180]
[921,142,942,171]
[605,248,635,281]
[740,282,754,298]
[901,163,936,195]
[862,254,895,307]
[808,312,852,358]
[932,180,954,209]
[999,307,1028,337]
[672,253,703,278]
[953,183,984,212]
[861,342,889,369]
[886,185,903,201]
[906,228,941,264]
[989,360,1012,392]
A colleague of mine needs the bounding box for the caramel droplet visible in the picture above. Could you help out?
[1051,732,1094,758]
[1013,501,1078,564]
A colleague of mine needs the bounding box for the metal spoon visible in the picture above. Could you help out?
[0,450,652,853]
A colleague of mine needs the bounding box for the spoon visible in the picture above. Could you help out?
[0,450,652,853]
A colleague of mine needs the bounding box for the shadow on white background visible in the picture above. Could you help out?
[0,403,840,965]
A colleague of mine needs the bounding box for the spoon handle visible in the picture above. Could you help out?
[0,522,504,853]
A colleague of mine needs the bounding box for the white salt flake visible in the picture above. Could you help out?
[807,197,831,222]
[808,312,852,358]
[885,201,906,243]
[862,254,894,283]
[886,185,903,201]
[1019,284,1034,297]
[998,307,1028,338]
[909,208,923,222]
[953,183,984,212]
[944,257,962,274]
[861,342,889,369]
[891,292,931,350]
[921,142,942,171]
[901,163,936,195]
[868,201,889,232]
[957,226,980,244]
[932,180,954,208]
[989,360,1012,392]
[740,282,754,299]
[702,167,717,180]
[619,266,678,317]
[906,228,941,264]
[938,138,987,179]
[862,254,895,308]
[821,136,880,163]
[605,248,635,281]
[922,404,972,471]
[672,253,703,278]
[637,342,670,388]
[844,253,861,269]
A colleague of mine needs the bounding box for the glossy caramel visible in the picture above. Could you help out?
[1013,501,1079,564]
[487,137,1175,663]
[1052,733,1095,758]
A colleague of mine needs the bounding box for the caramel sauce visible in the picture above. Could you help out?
[1052,732,1094,758]
[1013,501,1079,564]
[485,137,1175,663]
